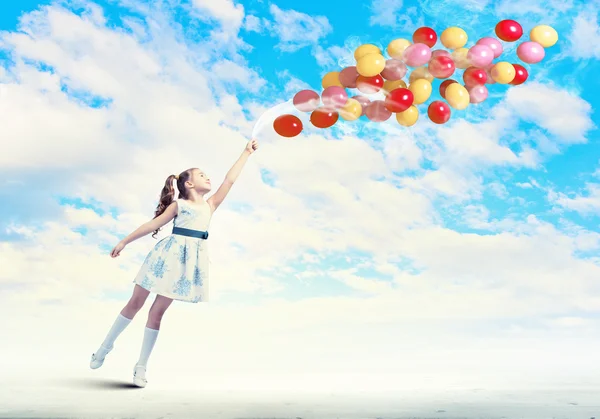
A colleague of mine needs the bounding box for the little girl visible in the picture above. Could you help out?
[90,139,259,388]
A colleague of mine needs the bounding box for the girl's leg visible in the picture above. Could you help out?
[133,295,173,387]
[91,285,151,368]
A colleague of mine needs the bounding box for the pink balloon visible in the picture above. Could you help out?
[402,43,432,67]
[381,59,407,80]
[476,37,503,58]
[339,66,359,88]
[467,44,494,68]
[366,100,392,122]
[293,90,320,112]
[351,95,370,116]
[517,41,545,64]
[431,49,451,58]
[321,86,348,109]
[468,85,488,104]
[484,66,496,85]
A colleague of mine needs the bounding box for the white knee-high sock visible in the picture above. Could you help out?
[96,314,132,358]
[137,327,159,368]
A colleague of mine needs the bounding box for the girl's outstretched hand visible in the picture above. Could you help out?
[245,139,259,154]
[110,241,126,258]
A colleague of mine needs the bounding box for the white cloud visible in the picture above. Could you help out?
[549,183,600,215]
[268,5,332,51]
[191,0,245,35]
[369,0,423,28]
[568,8,600,59]
[243,14,263,32]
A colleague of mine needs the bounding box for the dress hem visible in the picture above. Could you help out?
[134,280,205,303]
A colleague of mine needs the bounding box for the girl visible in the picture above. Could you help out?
[90,139,259,388]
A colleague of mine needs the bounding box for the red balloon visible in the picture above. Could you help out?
[428,101,451,124]
[384,88,414,113]
[351,95,371,116]
[428,55,456,78]
[495,19,523,42]
[273,114,303,137]
[463,67,487,87]
[356,75,384,94]
[439,79,457,98]
[510,63,528,85]
[293,90,320,112]
[413,27,437,48]
[310,107,339,128]
[366,100,392,122]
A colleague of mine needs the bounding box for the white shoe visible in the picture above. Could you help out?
[133,364,147,388]
[90,345,112,369]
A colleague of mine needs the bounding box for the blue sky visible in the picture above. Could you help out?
[0,0,598,320]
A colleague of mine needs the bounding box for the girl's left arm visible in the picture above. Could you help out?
[208,139,258,212]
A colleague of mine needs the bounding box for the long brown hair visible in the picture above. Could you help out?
[152,168,195,238]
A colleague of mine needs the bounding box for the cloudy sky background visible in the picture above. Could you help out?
[1,0,599,393]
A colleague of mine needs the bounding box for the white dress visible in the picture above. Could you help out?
[133,198,212,303]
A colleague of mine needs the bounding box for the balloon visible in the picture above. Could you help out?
[441,27,468,49]
[351,95,371,116]
[383,79,407,95]
[403,43,432,67]
[451,47,470,69]
[293,90,320,112]
[395,105,419,127]
[463,67,487,87]
[310,107,339,128]
[530,24,558,48]
[439,79,457,98]
[484,66,496,84]
[445,83,470,110]
[273,114,303,138]
[366,100,392,122]
[354,44,381,60]
[510,64,528,85]
[409,66,434,83]
[490,61,516,84]
[428,101,451,124]
[468,85,488,104]
[476,37,503,58]
[431,49,451,58]
[321,86,348,109]
[384,88,414,112]
[387,38,412,59]
[428,55,455,78]
[339,66,359,88]
[381,59,408,80]
[517,41,545,64]
[356,53,386,77]
[495,19,523,42]
[413,27,437,48]
[322,71,343,89]
[356,74,384,94]
[467,44,494,68]
[408,79,432,104]
[339,98,363,121]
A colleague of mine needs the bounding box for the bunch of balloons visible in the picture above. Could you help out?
[273,20,558,137]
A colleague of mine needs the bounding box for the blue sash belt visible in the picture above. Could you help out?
[172,227,209,240]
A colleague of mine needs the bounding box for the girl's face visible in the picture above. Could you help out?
[190,169,211,192]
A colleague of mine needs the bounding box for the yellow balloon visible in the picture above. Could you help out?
[383,79,407,95]
[356,53,386,77]
[396,105,419,127]
[452,47,470,69]
[339,98,362,121]
[387,38,412,59]
[354,44,381,61]
[409,67,433,83]
[491,61,516,84]
[441,27,468,49]
[445,83,470,110]
[530,25,558,48]
[408,79,432,105]
[322,71,343,88]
